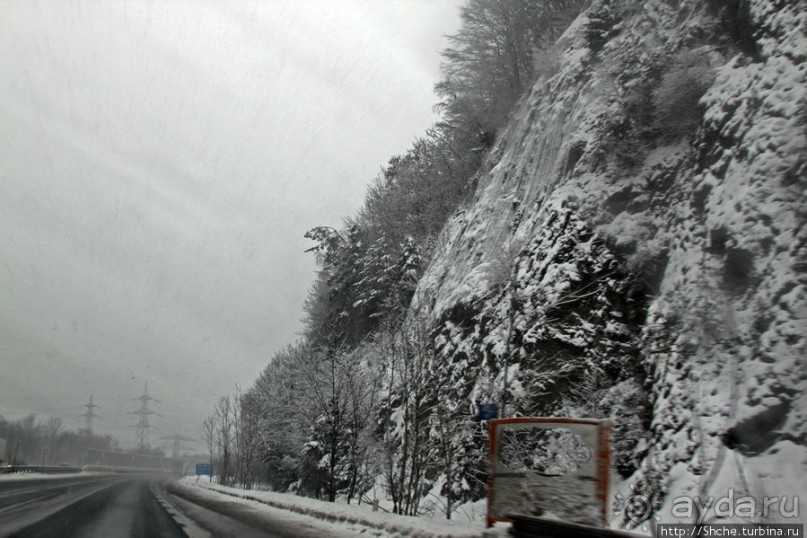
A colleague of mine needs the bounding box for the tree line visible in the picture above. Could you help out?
[0,414,117,467]
[200,0,590,518]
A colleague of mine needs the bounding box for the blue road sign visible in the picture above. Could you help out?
[475,403,499,421]
[196,463,213,475]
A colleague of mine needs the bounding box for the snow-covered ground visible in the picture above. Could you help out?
[174,477,509,538]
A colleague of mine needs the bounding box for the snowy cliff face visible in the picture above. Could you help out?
[411,0,805,524]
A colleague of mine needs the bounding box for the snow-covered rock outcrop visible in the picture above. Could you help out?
[412,0,805,526]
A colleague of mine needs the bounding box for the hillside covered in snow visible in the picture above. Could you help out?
[209,0,805,530]
[411,0,806,524]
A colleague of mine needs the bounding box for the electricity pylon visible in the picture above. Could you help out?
[159,434,195,458]
[80,395,100,434]
[132,382,161,450]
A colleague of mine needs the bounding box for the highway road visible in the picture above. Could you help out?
[1,479,186,538]
[0,476,357,537]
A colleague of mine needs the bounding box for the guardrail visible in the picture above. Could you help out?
[508,514,644,537]
[81,464,170,475]
[1,465,82,475]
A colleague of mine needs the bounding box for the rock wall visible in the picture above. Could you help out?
[411,0,806,526]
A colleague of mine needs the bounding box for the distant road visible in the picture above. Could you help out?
[1,479,186,538]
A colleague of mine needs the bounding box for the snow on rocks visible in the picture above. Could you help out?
[409,0,805,529]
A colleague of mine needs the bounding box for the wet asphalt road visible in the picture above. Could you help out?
[5,479,186,538]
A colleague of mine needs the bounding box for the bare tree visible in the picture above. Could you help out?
[303,346,350,502]
[383,323,435,516]
[214,396,235,486]
[236,391,264,489]
[342,344,384,504]
[200,415,216,476]
[44,416,64,464]
[486,217,525,418]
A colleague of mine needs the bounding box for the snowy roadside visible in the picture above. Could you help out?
[174,478,509,537]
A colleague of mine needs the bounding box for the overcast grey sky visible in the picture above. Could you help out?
[0,0,461,450]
